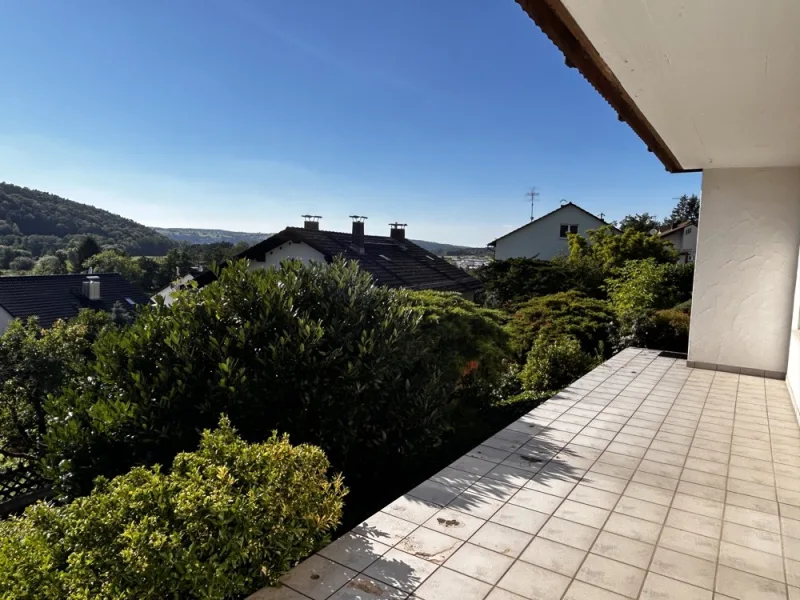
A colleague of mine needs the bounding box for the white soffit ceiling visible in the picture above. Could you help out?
[561,0,800,170]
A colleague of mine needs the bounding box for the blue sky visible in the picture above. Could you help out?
[0,0,700,246]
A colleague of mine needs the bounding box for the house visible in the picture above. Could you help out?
[0,273,150,334]
[488,201,618,260]
[183,218,483,301]
[659,220,698,263]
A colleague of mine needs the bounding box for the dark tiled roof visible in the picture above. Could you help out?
[199,228,482,294]
[0,273,151,328]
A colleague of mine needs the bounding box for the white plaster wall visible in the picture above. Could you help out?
[248,241,325,270]
[787,246,800,410]
[0,306,13,335]
[494,205,609,260]
[689,167,800,374]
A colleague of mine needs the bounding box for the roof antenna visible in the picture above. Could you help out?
[560,198,569,206]
[525,187,540,221]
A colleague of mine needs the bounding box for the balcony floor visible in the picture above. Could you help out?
[250,348,800,600]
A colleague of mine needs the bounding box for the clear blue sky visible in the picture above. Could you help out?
[0,0,700,246]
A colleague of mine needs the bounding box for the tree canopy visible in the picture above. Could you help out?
[0,182,174,259]
[618,212,661,233]
[567,225,678,273]
[666,194,700,225]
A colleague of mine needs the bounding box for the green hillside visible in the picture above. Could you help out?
[155,228,270,245]
[0,182,174,259]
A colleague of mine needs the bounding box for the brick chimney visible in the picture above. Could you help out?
[349,215,367,254]
[389,222,407,242]
[302,214,321,231]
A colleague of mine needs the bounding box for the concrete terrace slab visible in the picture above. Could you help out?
[249,348,800,600]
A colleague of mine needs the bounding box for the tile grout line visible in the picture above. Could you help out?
[312,348,653,599]
[542,354,685,599]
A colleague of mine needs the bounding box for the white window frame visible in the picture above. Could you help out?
[559,224,579,238]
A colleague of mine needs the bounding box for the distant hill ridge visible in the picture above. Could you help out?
[155,227,486,256]
[0,182,173,257]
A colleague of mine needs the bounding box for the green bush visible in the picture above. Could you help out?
[506,291,616,360]
[405,290,509,396]
[0,418,345,600]
[673,299,692,314]
[606,258,678,318]
[475,257,605,305]
[631,309,690,353]
[567,225,678,274]
[44,260,465,496]
[519,336,598,395]
[0,312,111,461]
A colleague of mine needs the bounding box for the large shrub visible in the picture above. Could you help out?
[0,312,111,462]
[405,290,509,392]
[476,257,604,305]
[628,309,690,353]
[519,336,597,395]
[606,258,680,318]
[567,225,678,273]
[0,419,345,600]
[45,260,461,496]
[506,291,616,360]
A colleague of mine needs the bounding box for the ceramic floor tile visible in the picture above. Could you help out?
[519,536,587,577]
[468,521,532,558]
[414,567,492,600]
[443,543,514,585]
[650,546,716,589]
[640,572,712,600]
[497,561,571,600]
[576,553,647,598]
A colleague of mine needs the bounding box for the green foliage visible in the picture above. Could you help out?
[519,336,597,395]
[74,236,101,268]
[567,225,678,273]
[84,248,144,283]
[475,257,604,305]
[8,256,35,271]
[0,182,174,258]
[666,194,700,225]
[0,246,31,270]
[45,260,460,496]
[506,291,616,360]
[606,259,679,319]
[0,418,345,600]
[0,313,111,461]
[673,299,692,314]
[32,255,68,275]
[404,290,510,402]
[619,212,661,233]
[632,309,690,353]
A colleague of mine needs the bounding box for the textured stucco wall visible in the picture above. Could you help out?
[249,241,326,269]
[787,247,800,411]
[494,205,609,260]
[0,306,12,335]
[689,167,800,374]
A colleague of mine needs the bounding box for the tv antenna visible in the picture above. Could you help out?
[525,187,540,221]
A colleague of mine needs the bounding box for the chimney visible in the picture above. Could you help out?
[389,222,407,242]
[349,215,367,254]
[82,276,101,301]
[302,214,322,231]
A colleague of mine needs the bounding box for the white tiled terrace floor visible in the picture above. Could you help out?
[251,348,800,600]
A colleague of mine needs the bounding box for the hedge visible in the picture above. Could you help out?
[0,418,345,600]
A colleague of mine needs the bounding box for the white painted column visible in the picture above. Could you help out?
[787,247,800,407]
[688,167,800,376]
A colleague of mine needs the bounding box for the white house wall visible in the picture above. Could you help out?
[788,247,800,414]
[494,205,608,261]
[248,241,326,270]
[0,306,12,335]
[689,167,800,376]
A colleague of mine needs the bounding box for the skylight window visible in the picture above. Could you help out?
[379,254,392,261]
[125,297,136,306]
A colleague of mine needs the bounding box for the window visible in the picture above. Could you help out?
[559,224,579,238]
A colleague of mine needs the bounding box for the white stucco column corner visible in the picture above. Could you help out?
[689,167,800,376]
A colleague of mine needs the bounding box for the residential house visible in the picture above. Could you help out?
[489,201,618,260]
[182,218,483,301]
[659,221,698,263]
[0,273,150,334]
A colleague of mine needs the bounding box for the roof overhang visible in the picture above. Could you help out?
[516,0,800,172]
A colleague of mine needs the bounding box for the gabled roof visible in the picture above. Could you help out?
[0,273,150,328]
[196,227,483,294]
[659,221,695,237]
[488,201,619,247]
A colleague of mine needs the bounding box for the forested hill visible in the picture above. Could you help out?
[155,228,270,245]
[0,182,174,257]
